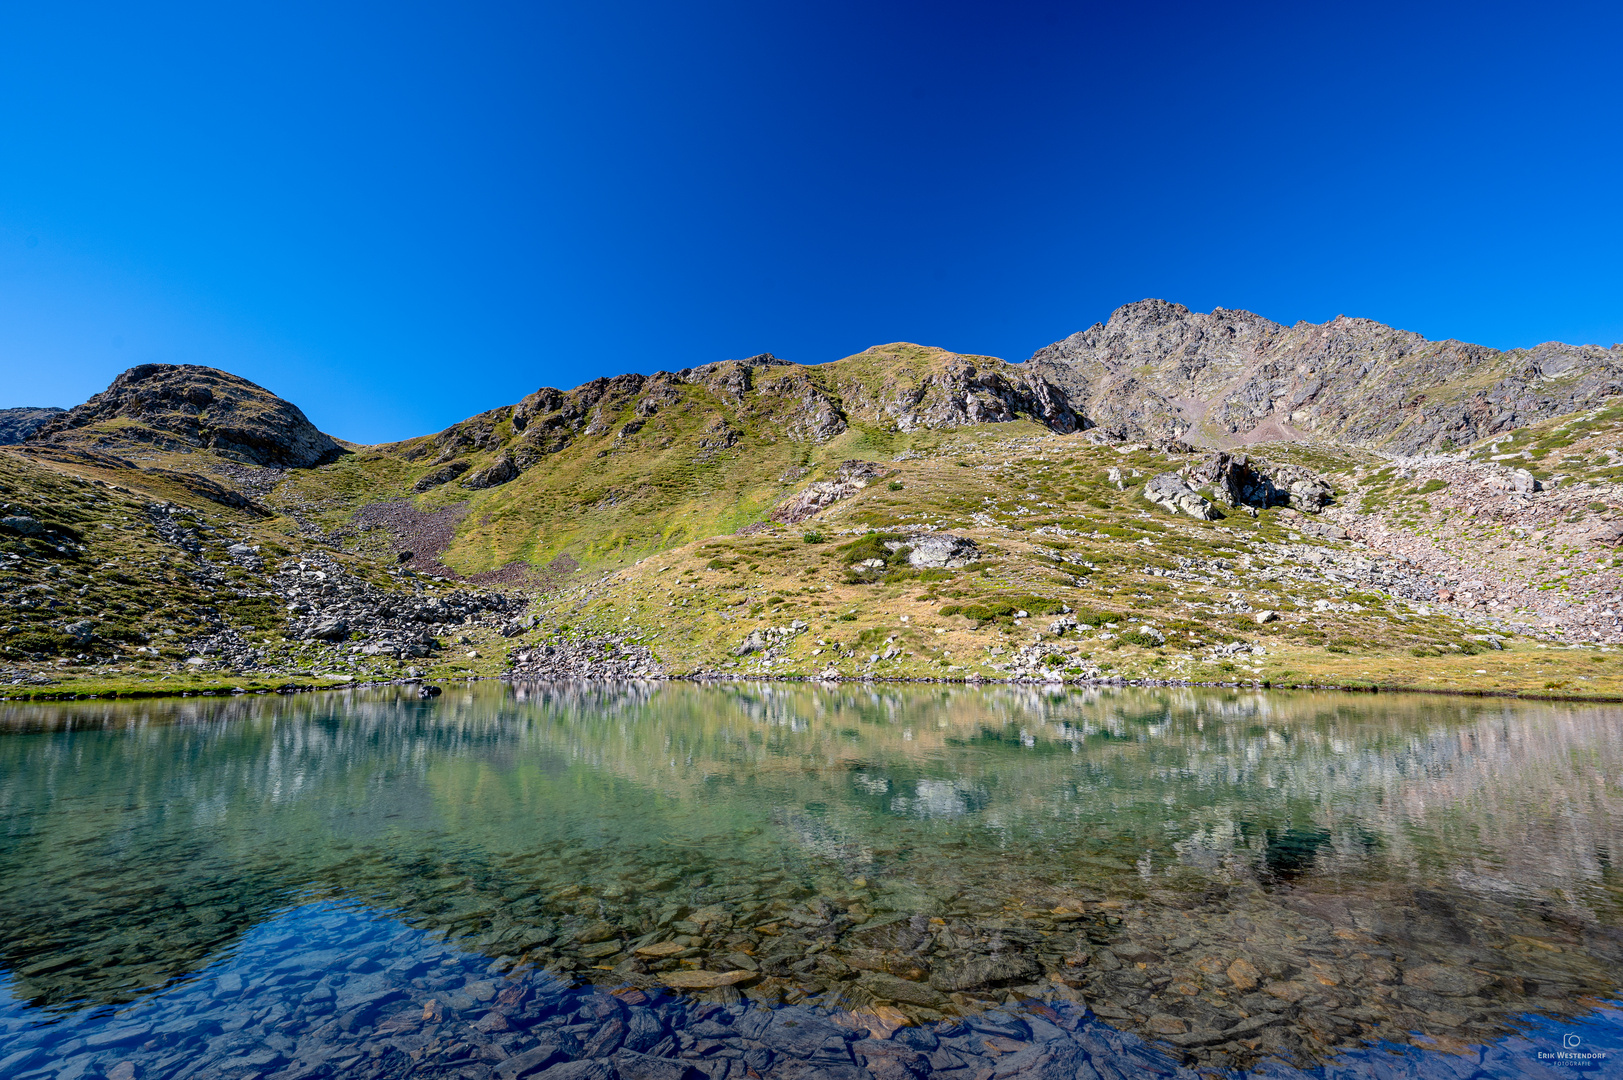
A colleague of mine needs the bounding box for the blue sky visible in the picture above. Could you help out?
[1,1,1619,443]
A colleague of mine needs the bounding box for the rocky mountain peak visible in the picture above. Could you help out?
[27,363,345,469]
[1031,300,1621,452]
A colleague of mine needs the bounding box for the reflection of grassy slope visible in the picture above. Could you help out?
[4,685,1620,1012]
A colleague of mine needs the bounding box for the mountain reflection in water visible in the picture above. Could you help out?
[1,683,1620,1074]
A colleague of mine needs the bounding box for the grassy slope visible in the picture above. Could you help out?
[5,347,1619,701]
[0,446,522,699]
[276,345,1032,576]
[523,431,1623,698]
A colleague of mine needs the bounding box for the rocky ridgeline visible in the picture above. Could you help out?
[401,347,1080,495]
[1030,299,1621,452]
[27,363,344,469]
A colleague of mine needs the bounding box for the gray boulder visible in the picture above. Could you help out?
[906,534,979,568]
[1143,472,1218,520]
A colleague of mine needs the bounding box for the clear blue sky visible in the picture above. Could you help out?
[2,1,1620,443]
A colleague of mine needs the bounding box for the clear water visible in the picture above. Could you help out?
[1,683,1621,1079]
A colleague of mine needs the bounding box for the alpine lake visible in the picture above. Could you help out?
[1,683,1621,1080]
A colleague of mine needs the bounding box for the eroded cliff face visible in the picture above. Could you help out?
[1029,300,1622,452]
[26,364,344,468]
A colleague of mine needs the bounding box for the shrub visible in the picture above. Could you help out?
[938,595,1065,625]
[887,481,904,491]
[802,531,824,544]
[836,532,904,565]
[5,629,74,654]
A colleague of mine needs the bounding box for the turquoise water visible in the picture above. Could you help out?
[1,683,1621,1077]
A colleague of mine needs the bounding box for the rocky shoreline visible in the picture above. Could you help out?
[8,668,1623,704]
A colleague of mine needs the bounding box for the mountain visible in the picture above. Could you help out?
[1029,299,1623,452]
[26,362,345,468]
[0,407,65,445]
[1,304,1620,705]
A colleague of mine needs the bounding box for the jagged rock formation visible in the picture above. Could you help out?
[27,364,344,468]
[1029,300,1622,452]
[0,407,65,445]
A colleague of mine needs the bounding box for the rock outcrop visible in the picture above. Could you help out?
[0,407,65,445]
[27,364,345,468]
[772,461,889,524]
[905,533,979,568]
[1029,299,1622,452]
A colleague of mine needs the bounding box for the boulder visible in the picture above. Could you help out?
[0,515,46,537]
[928,953,1042,992]
[1186,452,1286,507]
[413,460,470,491]
[1287,477,1335,512]
[464,453,519,489]
[734,630,769,656]
[906,534,979,568]
[1587,521,1623,546]
[1511,468,1542,494]
[1143,473,1218,520]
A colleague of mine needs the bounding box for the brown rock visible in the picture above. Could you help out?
[659,969,755,988]
[1264,980,1313,1003]
[574,921,619,945]
[1146,1014,1188,1035]
[1226,958,1261,991]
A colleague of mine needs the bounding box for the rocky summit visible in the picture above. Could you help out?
[28,362,346,468]
[1029,299,1623,452]
[1,302,1621,702]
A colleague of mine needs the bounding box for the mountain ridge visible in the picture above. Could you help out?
[2,299,1620,712]
[1028,299,1622,452]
